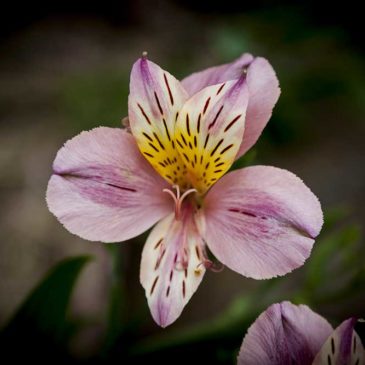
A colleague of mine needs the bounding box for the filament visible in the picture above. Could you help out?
[163,185,197,220]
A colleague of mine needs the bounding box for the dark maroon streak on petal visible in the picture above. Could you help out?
[53,165,138,207]
[208,105,224,130]
[106,183,136,192]
[226,190,317,239]
[163,73,174,106]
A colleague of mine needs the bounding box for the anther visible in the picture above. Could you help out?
[195,259,224,273]
[204,259,224,272]
[121,116,131,132]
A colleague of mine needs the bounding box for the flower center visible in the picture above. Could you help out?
[161,185,224,274]
[163,185,197,220]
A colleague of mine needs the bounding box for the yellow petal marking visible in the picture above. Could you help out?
[175,80,247,194]
[129,60,190,188]
[136,106,189,188]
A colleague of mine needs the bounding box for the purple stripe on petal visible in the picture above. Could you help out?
[181,53,254,96]
[47,127,172,243]
[54,165,139,207]
[339,318,357,361]
[313,318,365,365]
[128,57,188,185]
[139,57,153,85]
[181,54,280,159]
[238,301,333,365]
[227,190,318,239]
[202,166,323,279]
[236,57,280,158]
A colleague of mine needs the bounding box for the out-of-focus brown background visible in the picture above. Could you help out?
[0,0,364,363]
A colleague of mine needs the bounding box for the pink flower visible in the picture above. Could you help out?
[238,301,365,365]
[47,53,323,327]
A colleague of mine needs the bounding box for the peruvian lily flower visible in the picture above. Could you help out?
[238,301,365,365]
[47,53,323,327]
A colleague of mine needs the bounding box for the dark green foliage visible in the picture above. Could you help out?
[0,256,91,364]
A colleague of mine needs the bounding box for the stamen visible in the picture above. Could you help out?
[195,259,224,273]
[163,188,178,204]
[205,260,224,272]
[172,184,180,199]
[162,185,196,220]
[179,188,196,205]
[193,236,225,274]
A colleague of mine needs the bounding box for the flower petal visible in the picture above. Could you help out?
[128,56,189,187]
[140,206,206,327]
[312,318,365,365]
[238,301,333,365]
[201,166,323,279]
[47,127,172,242]
[181,54,280,159]
[181,53,254,95]
[174,78,249,193]
[237,57,281,158]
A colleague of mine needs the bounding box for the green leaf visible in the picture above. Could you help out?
[0,255,92,359]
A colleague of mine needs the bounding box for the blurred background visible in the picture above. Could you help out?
[0,0,364,363]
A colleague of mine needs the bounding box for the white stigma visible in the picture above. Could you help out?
[163,185,197,220]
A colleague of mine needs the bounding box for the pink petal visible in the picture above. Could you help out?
[46,127,172,242]
[313,318,365,365]
[238,301,333,365]
[237,57,280,158]
[181,54,280,159]
[201,166,323,279]
[175,78,249,193]
[181,53,254,96]
[140,205,205,327]
[128,56,189,186]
